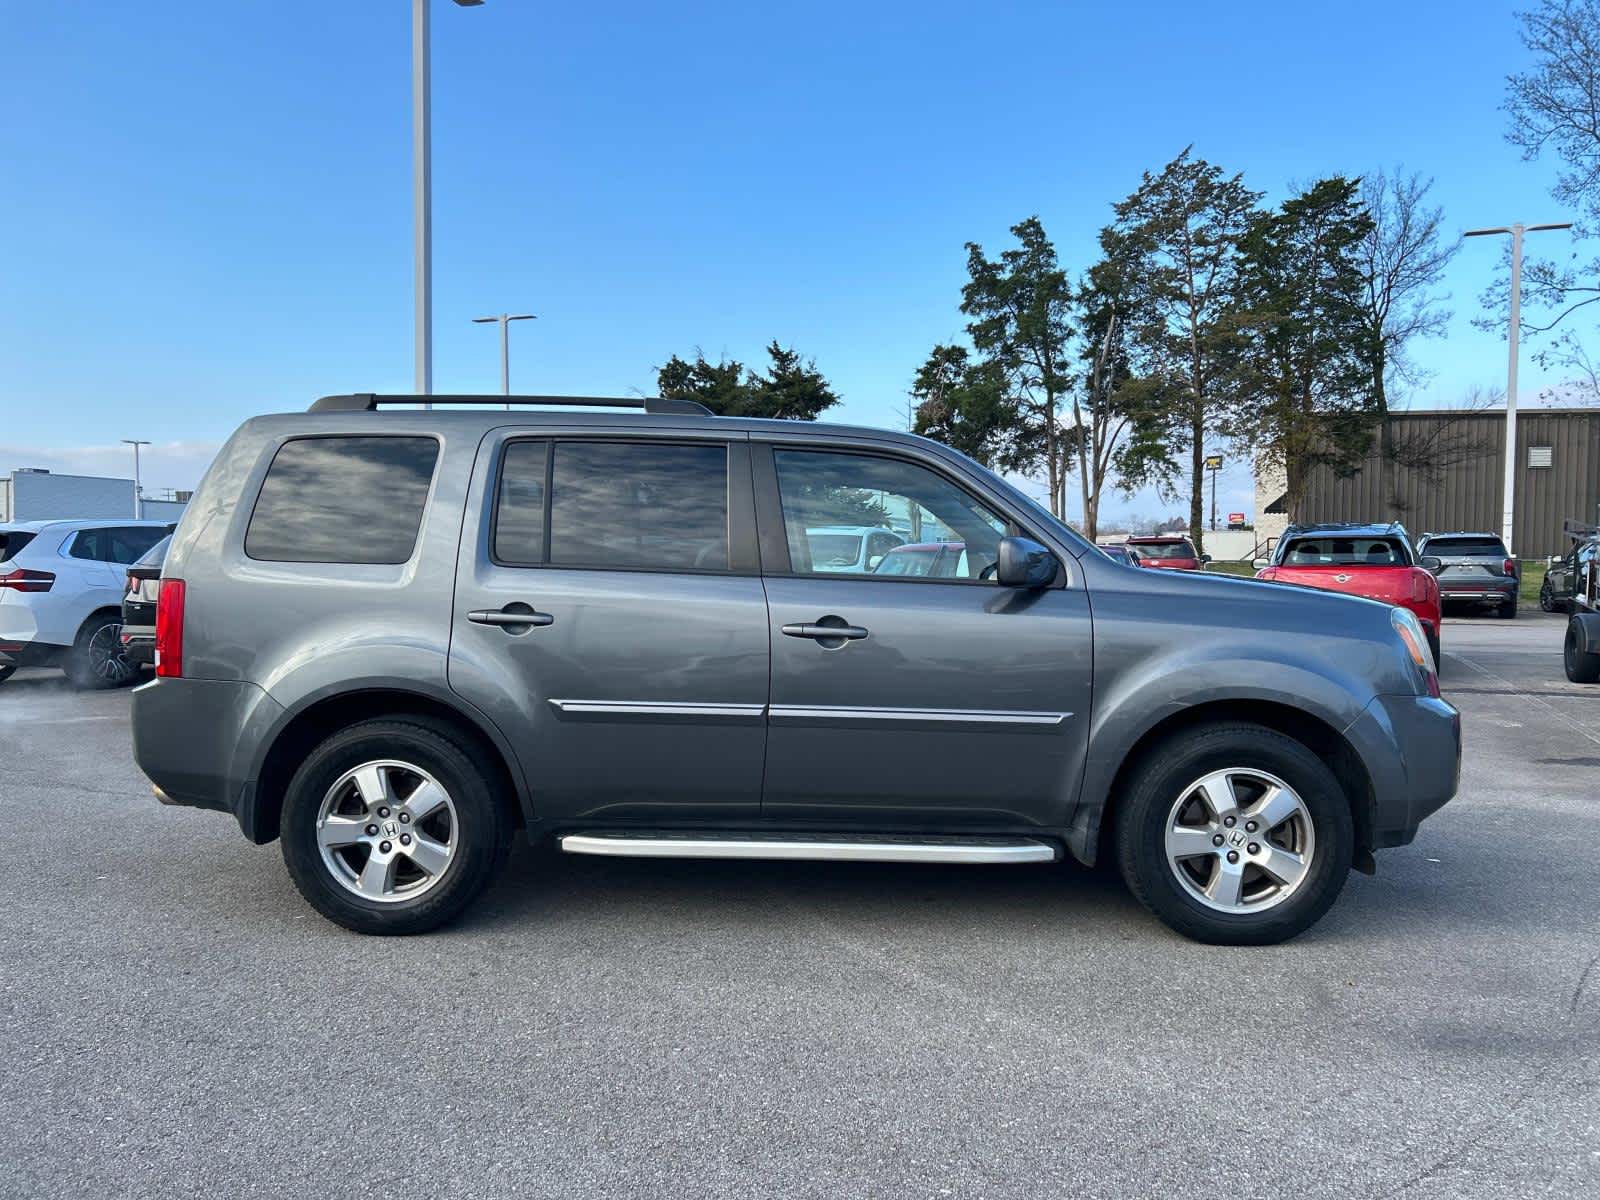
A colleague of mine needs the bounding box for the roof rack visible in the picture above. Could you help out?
[309,393,714,416]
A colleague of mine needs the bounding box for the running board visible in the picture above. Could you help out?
[558,832,1058,865]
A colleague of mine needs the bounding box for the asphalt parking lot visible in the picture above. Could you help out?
[2,610,1597,1199]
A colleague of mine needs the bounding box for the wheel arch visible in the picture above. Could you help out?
[246,686,531,845]
[1070,699,1377,872]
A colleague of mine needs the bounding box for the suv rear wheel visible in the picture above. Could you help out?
[280,718,511,934]
[64,613,139,690]
[1115,722,1354,945]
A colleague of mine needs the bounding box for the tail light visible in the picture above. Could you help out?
[1503,557,1517,577]
[155,579,186,677]
[0,568,55,592]
[1411,569,1437,604]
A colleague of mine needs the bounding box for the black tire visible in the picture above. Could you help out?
[1498,597,1518,619]
[1565,622,1600,684]
[63,613,139,690]
[1115,722,1354,945]
[0,665,14,685]
[1427,629,1442,674]
[1540,580,1557,613]
[280,717,512,934]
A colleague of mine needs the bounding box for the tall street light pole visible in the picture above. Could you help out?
[1464,220,1571,556]
[122,440,150,519]
[471,313,537,404]
[414,0,485,404]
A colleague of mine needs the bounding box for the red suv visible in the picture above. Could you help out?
[1256,523,1443,664]
[1125,535,1204,571]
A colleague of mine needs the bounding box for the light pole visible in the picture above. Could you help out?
[1464,220,1572,555]
[122,440,150,519]
[471,313,536,404]
[414,0,485,403]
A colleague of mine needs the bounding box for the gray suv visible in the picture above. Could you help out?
[132,394,1460,944]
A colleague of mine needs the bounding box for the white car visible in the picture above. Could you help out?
[802,525,906,573]
[0,519,173,688]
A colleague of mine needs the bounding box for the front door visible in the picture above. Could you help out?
[755,445,1093,829]
[448,431,769,824]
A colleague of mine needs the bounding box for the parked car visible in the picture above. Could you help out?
[1561,527,1600,683]
[802,525,906,573]
[0,519,173,688]
[132,394,1459,945]
[873,541,968,578]
[1541,527,1596,614]
[1416,531,1518,618]
[120,534,171,668]
[1255,523,1443,666]
[1125,535,1205,570]
[1096,543,1142,566]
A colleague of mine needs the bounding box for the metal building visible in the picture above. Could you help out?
[0,468,189,524]
[1256,407,1600,560]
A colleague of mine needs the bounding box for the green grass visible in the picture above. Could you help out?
[1208,558,1548,603]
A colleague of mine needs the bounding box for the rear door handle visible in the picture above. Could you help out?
[781,621,869,641]
[468,605,554,630]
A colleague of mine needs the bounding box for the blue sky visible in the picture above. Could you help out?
[0,1,1574,522]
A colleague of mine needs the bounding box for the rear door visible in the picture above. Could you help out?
[448,428,769,824]
[755,441,1092,829]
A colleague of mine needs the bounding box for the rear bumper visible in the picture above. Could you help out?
[0,639,61,669]
[1344,693,1461,849]
[1438,579,1516,602]
[120,625,155,666]
[131,676,285,831]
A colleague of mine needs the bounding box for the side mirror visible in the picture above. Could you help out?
[866,555,884,571]
[1200,553,1212,564]
[1420,555,1443,572]
[1549,555,1563,567]
[996,536,1057,589]
[1252,557,1270,570]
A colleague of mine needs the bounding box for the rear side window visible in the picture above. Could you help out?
[493,440,730,572]
[1424,536,1508,557]
[0,532,36,562]
[135,535,171,568]
[67,527,160,563]
[245,436,439,564]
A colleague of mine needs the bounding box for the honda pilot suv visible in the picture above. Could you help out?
[132,395,1461,944]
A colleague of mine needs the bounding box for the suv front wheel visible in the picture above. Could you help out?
[1116,722,1354,945]
[280,717,511,934]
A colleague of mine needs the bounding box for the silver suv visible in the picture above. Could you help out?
[132,394,1460,944]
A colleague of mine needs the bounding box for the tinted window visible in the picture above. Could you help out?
[1133,540,1196,559]
[105,527,166,564]
[1282,536,1410,566]
[0,531,36,562]
[548,442,728,571]
[134,535,171,569]
[1424,536,1508,557]
[245,437,439,564]
[773,450,1007,579]
[493,441,548,565]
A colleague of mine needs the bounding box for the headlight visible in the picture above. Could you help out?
[1391,607,1439,697]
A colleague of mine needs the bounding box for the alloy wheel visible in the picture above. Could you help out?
[315,760,458,904]
[88,621,136,684]
[1163,768,1316,914]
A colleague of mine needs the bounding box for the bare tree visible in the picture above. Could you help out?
[1359,169,1459,408]
[1492,1,1600,393]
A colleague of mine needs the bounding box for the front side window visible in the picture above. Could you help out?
[245,436,439,564]
[538,441,729,571]
[772,450,1007,580]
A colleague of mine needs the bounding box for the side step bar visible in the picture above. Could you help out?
[559,832,1058,865]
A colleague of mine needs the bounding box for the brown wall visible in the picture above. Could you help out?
[1294,409,1600,559]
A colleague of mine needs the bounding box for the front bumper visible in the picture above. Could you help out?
[1344,693,1461,849]
[131,676,285,831]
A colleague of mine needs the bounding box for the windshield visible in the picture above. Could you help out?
[1134,540,1196,560]
[805,533,863,568]
[1283,536,1410,566]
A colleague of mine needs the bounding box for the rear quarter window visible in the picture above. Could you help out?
[245,436,440,564]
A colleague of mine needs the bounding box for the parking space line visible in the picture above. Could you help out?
[1448,650,1600,748]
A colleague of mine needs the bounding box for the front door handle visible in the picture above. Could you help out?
[781,620,869,641]
[468,604,554,630]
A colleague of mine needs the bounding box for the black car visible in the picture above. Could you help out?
[120,535,170,667]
